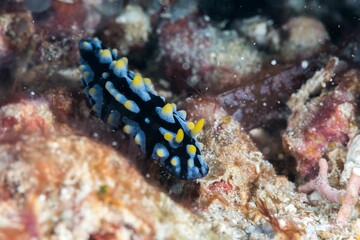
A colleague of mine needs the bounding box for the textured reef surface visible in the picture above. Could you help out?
[2,0,360,239]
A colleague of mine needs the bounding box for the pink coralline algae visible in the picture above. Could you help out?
[298,158,360,224]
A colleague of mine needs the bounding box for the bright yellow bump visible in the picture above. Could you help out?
[175,129,184,143]
[191,118,205,136]
[88,87,97,97]
[187,144,196,155]
[170,157,177,166]
[187,121,194,130]
[123,125,131,134]
[135,135,141,145]
[132,74,144,87]
[82,41,90,48]
[157,149,165,157]
[100,49,111,58]
[162,103,173,115]
[120,57,128,65]
[115,59,126,70]
[188,159,194,167]
[124,100,133,110]
[164,132,173,141]
[144,78,152,86]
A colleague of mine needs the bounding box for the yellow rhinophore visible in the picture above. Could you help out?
[191,118,204,136]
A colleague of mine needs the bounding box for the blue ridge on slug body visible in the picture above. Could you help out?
[78,37,209,180]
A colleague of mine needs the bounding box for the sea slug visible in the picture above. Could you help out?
[78,37,209,180]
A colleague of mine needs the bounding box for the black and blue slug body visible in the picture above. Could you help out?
[79,37,209,180]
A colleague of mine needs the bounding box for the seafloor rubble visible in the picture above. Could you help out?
[1,0,360,239]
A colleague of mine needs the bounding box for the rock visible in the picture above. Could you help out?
[280,16,329,61]
[283,57,360,183]
[158,15,262,93]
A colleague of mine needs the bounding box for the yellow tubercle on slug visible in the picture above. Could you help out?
[187,144,196,156]
[162,103,173,115]
[175,129,184,143]
[123,125,131,134]
[114,58,127,71]
[100,49,111,58]
[133,73,144,88]
[191,118,204,137]
[157,149,165,157]
[88,87,97,97]
[164,132,173,141]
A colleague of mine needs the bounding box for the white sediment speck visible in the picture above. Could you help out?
[301,60,309,69]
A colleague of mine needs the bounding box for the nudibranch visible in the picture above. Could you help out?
[78,37,209,180]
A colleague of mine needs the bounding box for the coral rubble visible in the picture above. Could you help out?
[1,0,360,239]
